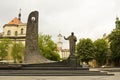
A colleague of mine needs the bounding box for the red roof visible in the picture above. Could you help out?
[8,17,22,25]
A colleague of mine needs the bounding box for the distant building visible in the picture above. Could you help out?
[57,33,62,51]
[57,33,70,60]
[115,16,120,29]
[1,10,26,45]
[0,9,26,63]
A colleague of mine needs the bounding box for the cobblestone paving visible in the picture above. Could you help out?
[0,72,119,80]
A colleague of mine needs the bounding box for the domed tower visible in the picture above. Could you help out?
[57,33,63,51]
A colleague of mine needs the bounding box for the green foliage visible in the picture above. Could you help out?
[108,29,120,66]
[38,33,60,61]
[11,42,24,63]
[76,38,94,63]
[94,39,109,66]
[0,38,12,60]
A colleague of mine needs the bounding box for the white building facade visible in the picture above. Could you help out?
[57,33,70,60]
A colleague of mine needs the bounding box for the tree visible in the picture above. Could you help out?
[94,39,109,66]
[38,33,60,61]
[0,38,12,60]
[11,42,24,63]
[76,38,95,64]
[108,29,120,66]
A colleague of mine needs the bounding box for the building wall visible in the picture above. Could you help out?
[0,23,26,63]
[57,34,70,60]
[61,50,70,59]
[3,25,18,37]
[3,24,26,37]
[17,24,26,37]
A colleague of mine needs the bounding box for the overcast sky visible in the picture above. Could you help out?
[0,0,120,48]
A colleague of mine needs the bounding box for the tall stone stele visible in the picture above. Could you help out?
[24,11,48,64]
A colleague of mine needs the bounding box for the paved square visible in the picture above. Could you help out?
[0,72,119,80]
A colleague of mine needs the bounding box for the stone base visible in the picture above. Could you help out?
[24,50,50,64]
[67,55,80,67]
[0,64,114,76]
[0,62,114,76]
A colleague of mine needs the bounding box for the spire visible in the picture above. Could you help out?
[18,8,21,21]
[115,16,120,29]
[116,16,119,21]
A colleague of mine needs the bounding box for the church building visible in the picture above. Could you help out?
[1,9,26,44]
[0,9,26,63]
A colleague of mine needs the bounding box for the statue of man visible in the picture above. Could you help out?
[64,32,77,56]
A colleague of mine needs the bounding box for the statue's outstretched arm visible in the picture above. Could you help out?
[64,36,68,40]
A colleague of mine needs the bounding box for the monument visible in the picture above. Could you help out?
[64,32,78,67]
[64,32,77,56]
[0,11,113,76]
[24,11,79,67]
[24,11,48,64]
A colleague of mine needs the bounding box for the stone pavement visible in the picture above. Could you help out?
[0,72,119,80]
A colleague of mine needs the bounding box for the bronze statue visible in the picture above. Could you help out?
[64,32,77,56]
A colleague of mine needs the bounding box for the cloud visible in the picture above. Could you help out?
[40,0,116,37]
[40,0,80,14]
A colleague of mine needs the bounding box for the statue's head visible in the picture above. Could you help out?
[71,32,74,36]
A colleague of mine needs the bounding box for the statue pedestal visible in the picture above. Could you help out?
[68,55,79,67]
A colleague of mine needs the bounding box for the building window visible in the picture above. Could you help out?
[15,31,18,36]
[21,28,23,34]
[7,30,11,35]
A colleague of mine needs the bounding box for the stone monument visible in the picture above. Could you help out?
[24,11,48,64]
[64,32,77,56]
[0,11,113,76]
[64,32,78,67]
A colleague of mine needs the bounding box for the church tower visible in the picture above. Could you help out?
[115,16,120,29]
[57,33,63,51]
